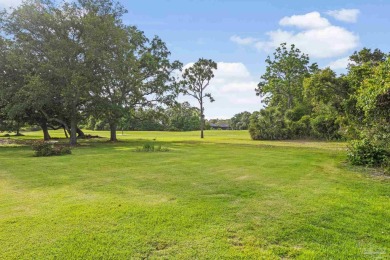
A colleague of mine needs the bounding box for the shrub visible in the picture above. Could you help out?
[52,145,72,156]
[289,115,312,139]
[32,141,52,156]
[285,104,311,122]
[249,108,290,140]
[310,115,341,140]
[32,141,71,157]
[135,143,170,152]
[347,139,389,167]
[142,143,155,152]
[155,145,170,152]
[383,158,390,175]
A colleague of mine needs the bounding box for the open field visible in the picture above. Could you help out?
[0,130,389,259]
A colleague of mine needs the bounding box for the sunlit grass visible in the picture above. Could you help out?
[0,130,388,259]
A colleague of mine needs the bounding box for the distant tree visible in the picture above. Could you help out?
[165,102,200,131]
[304,68,348,107]
[181,58,217,138]
[256,43,317,112]
[230,111,251,130]
[128,108,166,131]
[249,107,290,140]
[349,48,386,67]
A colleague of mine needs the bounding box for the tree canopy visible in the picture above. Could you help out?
[0,0,184,144]
[180,58,217,138]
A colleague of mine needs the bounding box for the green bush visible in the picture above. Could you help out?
[142,143,155,152]
[383,158,390,175]
[52,145,72,156]
[310,115,341,140]
[249,108,290,140]
[289,115,312,139]
[347,139,389,167]
[135,143,170,152]
[285,104,311,122]
[32,141,72,157]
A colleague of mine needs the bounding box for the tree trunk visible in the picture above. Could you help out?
[40,122,51,141]
[15,122,20,136]
[200,103,204,139]
[110,123,117,142]
[287,94,293,109]
[70,117,77,146]
[63,127,69,138]
[76,127,85,138]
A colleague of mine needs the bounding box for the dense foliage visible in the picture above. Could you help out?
[1,2,388,169]
[32,141,72,157]
[0,0,214,143]
[230,111,251,130]
[84,102,201,131]
[347,139,388,167]
[250,44,390,169]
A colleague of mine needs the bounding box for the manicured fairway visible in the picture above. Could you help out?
[0,131,389,259]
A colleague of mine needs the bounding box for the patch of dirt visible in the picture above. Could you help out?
[235,175,250,180]
[341,162,390,180]
[0,139,18,145]
[0,138,29,147]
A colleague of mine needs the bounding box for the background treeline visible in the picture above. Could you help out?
[0,0,219,143]
[249,43,389,169]
[84,102,201,132]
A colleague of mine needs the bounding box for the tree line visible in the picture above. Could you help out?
[248,43,389,169]
[0,0,217,144]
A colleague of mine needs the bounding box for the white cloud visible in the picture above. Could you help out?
[232,11,359,59]
[326,9,360,23]
[180,62,262,117]
[214,62,251,79]
[230,97,260,105]
[230,35,257,45]
[256,26,359,58]
[220,81,258,93]
[279,12,330,29]
[326,57,350,70]
[212,62,255,94]
[0,0,22,7]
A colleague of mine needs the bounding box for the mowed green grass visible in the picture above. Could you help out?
[0,130,389,259]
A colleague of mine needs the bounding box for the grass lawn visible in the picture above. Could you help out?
[0,130,389,259]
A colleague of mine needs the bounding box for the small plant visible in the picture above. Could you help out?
[347,139,388,167]
[155,145,170,152]
[32,141,72,157]
[383,157,390,176]
[52,145,72,156]
[143,143,155,152]
[135,143,170,152]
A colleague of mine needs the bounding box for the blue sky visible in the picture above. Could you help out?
[2,0,390,118]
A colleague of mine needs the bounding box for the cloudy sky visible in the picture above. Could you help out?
[1,0,390,118]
